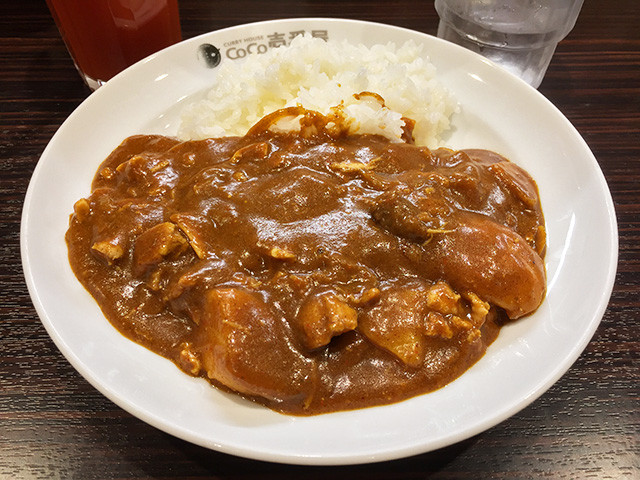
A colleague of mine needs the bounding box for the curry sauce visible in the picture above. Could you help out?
[66,108,546,415]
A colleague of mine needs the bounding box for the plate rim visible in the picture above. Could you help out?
[20,17,619,465]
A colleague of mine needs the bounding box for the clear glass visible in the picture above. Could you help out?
[434,0,584,88]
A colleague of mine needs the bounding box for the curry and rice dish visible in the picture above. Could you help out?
[66,105,546,415]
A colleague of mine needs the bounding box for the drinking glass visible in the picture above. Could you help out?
[435,0,584,88]
[46,0,182,90]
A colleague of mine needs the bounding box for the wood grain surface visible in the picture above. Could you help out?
[1,1,638,478]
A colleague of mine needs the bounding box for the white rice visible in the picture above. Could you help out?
[178,35,457,147]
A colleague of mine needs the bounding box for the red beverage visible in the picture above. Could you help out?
[46,0,182,89]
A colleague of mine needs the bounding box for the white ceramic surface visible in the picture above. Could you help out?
[21,18,617,465]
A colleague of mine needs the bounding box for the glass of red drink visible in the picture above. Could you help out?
[46,0,182,90]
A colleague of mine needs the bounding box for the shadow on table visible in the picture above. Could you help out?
[165,433,480,478]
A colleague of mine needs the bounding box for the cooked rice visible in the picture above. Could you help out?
[178,34,457,147]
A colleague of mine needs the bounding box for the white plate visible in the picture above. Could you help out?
[21,18,617,465]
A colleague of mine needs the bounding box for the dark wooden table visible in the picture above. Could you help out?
[1,1,638,478]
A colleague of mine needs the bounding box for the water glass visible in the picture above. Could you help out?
[434,0,584,88]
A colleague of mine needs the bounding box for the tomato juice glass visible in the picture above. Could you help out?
[46,0,182,90]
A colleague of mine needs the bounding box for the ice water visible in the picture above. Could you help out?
[435,1,583,88]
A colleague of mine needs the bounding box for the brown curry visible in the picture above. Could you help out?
[66,107,546,415]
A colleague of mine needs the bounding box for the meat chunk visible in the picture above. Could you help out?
[266,245,296,261]
[465,292,491,325]
[330,160,375,173]
[422,286,490,343]
[360,282,492,366]
[294,292,358,349]
[170,214,210,259]
[370,190,454,244]
[196,287,313,404]
[372,189,545,319]
[371,192,433,242]
[91,238,125,264]
[426,281,465,316]
[133,222,189,275]
[72,198,91,222]
[359,285,430,368]
[432,213,546,319]
[462,149,540,208]
[177,342,202,375]
[423,312,454,339]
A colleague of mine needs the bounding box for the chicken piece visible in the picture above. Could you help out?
[72,198,91,222]
[462,149,540,209]
[348,287,381,306]
[196,287,313,404]
[116,154,167,178]
[461,149,546,256]
[177,342,202,375]
[432,213,546,319]
[132,222,189,276]
[371,192,433,242]
[423,311,454,339]
[170,214,210,259]
[359,285,429,368]
[426,281,465,317]
[372,190,544,319]
[423,284,490,340]
[330,160,375,173]
[267,246,296,261]
[464,292,491,326]
[371,190,452,243]
[362,282,490,360]
[91,238,125,265]
[294,292,358,350]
